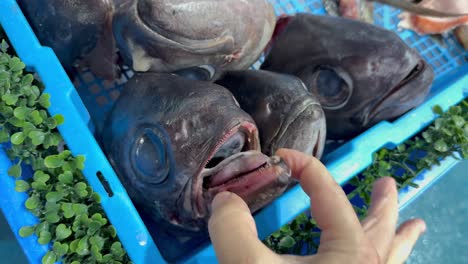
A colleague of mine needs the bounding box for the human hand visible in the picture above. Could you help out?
[208,148,426,264]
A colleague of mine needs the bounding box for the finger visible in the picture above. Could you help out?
[387,218,426,264]
[361,177,399,261]
[276,149,364,245]
[208,192,276,264]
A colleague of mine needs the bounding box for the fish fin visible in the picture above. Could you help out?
[398,11,468,35]
[371,0,468,18]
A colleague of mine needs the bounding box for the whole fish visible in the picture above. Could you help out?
[101,72,291,259]
[112,0,276,81]
[17,0,119,80]
[215,70,327,159]
[261,14,434,140]
[398,0,468,35]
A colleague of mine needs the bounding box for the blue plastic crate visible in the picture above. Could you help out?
[0,0,467,263]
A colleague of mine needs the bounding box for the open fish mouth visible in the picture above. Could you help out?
[192,121,291,218]
[366,59,428,124]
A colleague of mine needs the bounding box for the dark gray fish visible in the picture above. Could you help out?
[261,14,434,140]
[111,0,276,81]
[216,70,327,159]
[17,0,119,80]
[101,73,291,245]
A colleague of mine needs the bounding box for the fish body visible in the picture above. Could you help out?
[17,0,119,79]
[261,14,434,140]
[101,73,291,256]
[112,0,276,81]
[216,70,327,159]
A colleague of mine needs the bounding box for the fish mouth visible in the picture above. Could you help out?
[366,59,427,124]
[191,121,291,218]
[272,98,326,159]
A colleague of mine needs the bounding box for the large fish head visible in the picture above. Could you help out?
[111,0,276,80]
[216,70,327,159]
[102,73,291,234]
[261,14,434,139]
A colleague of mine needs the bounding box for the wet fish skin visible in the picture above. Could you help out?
[261,14,434,140]
[216,70,327,159]
[101,72,291,240]
[112,0,276,81]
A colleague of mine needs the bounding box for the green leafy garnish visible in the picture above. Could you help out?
[0,38,132,263]
[265,100,468,254]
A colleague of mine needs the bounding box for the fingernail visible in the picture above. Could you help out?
[211,192,232,211]
[419,221,427,234]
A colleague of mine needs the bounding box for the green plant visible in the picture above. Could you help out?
[264,99,468,254]
[0,39,132,263]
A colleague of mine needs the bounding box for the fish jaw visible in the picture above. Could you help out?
[112,0,276,79]
[189,121,291,220]
[203,154,291,215]
[366,58,434,125]
[272,101,327,159]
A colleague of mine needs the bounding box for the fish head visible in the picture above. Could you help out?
[261,14,434,139]
[112,0,276,80]
[216,70,327,159]
[102,73,291,234]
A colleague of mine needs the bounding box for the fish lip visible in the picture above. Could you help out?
[191,121,260,219]
[203,156,291,214]
[365,59,427,125]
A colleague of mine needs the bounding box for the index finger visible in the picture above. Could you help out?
[276,148,364,245]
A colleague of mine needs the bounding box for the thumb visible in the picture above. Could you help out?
[208,192,276,264]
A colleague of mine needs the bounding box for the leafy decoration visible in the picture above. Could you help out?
[264,100,468,254]
[0,38,132,263]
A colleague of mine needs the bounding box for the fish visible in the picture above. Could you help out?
[101,72,291,256]
[261,14,434,140]
[111,0,276,81]
[215,70,327,159]
[17,0,119,80]
[397,0,468,35]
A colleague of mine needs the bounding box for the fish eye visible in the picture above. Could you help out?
[309,66,353,110]
[173,65,216,81]
[131,126,171,184]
